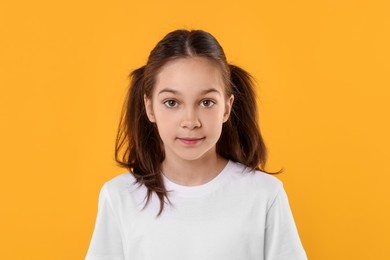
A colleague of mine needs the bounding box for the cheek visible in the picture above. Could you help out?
[201,110,225,131]
[153,111,177,137]
[203,106,226,121]
[154,109,178,124]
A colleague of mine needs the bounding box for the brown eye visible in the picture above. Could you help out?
[164,100,178,108]
[200,99,215,108]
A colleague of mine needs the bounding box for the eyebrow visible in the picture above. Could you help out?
[158,88,222,96]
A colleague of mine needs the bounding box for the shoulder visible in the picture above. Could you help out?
[104,172,137,190]
[94,172,151,213]
[99,172,133,191]
[228,160,282,188]
[227,160,284,205]
[99,172,144,201]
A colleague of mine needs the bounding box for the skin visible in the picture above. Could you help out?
[144,56,234,186]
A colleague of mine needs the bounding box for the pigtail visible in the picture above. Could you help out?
[115,65,169,216]
[217,64,270,172]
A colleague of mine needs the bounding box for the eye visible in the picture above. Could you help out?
[163,99,178,108]
[200,99,215,108]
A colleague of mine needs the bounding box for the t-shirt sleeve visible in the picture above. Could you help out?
[85,183,125,260]
[264,184,308,260]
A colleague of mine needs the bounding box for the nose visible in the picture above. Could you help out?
[180,107,201,129]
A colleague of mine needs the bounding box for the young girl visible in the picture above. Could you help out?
[86,29,307,260]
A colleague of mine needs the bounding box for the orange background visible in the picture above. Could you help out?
[1,0,389,259]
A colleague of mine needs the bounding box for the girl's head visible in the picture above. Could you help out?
[115,29,272,215]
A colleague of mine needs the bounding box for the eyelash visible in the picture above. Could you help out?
[163,99,216,108]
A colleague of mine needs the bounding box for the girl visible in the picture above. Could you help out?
[86,29,307,260]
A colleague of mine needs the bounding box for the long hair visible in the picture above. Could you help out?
[115,29,281,216]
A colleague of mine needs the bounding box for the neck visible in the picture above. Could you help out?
[162,154,228,186]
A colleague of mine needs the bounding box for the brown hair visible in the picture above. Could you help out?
[115,29,281,216]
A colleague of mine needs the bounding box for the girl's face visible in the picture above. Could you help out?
[144,57,234,163]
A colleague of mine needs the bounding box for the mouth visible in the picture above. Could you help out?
[177,137,205,145]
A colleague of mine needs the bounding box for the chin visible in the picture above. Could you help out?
[175,150,216,162]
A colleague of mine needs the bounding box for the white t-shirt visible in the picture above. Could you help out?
[85,160,308,260]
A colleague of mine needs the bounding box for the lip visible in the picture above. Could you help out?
[177,137,205,145]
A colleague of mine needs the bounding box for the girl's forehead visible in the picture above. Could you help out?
[153,57,226,94]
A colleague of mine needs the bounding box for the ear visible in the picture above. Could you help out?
[144,94,156,122]
[223,94,234,122]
